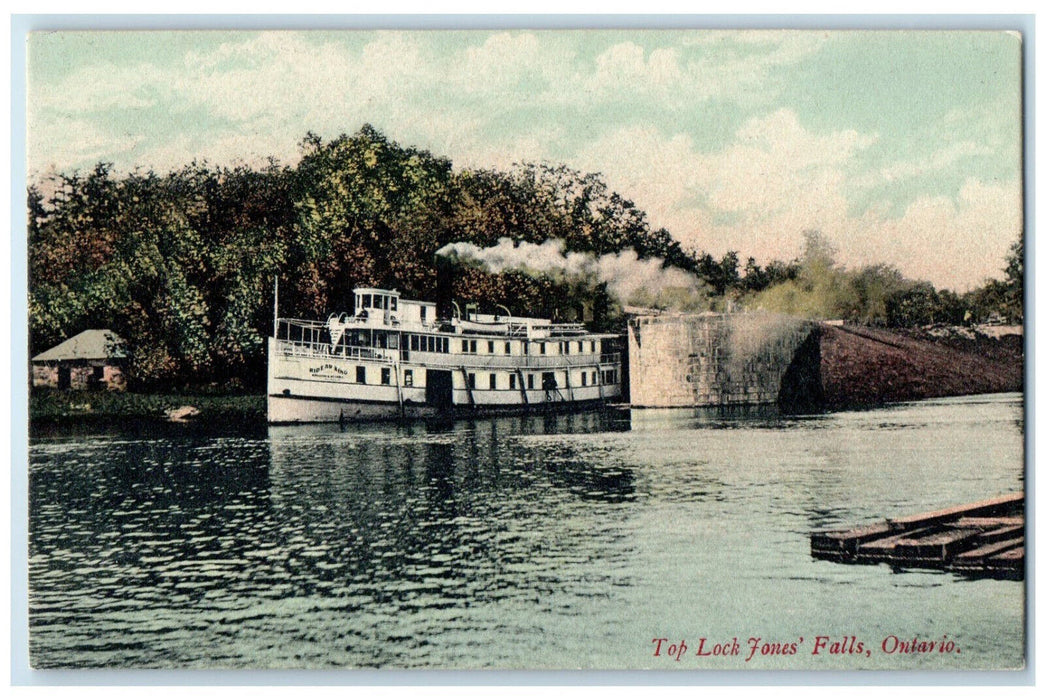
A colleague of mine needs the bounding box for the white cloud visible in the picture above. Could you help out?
[590,42,682,91]
[573,110,875,265]
[848,178,1022,291]
[461,31,543,87]
[569,108,1021,292]
[25,30,1019,290]
[28,118,143,178]
[575,125,702,225]
[682,31,828,106]
[876,141,993,183]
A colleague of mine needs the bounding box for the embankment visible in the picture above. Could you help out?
[815,324,1023,410]
[29,390,265,428]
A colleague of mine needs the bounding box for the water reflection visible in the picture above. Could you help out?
[28,396,1024,669]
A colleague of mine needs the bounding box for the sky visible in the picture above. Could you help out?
[26,29,1023,291]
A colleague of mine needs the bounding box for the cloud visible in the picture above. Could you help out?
[460,31,545,90]
[682,31,829,105]
[849,178,1022,291]
[590,42,683,92]
[28,117,143,177]
[25,30,1020,289]
[575,110,876,263]
[570,107,1020,292]
[876,141,994,183]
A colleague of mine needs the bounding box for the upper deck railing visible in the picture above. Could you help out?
[273,330,620,370]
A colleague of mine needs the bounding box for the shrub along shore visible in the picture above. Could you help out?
[29,390,266,426]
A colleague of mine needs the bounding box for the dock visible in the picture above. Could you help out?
[810,493,1024,579]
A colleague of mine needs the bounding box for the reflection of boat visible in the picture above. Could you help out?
[268,287,622,423]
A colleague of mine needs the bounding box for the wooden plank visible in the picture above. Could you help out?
[884,493,1023,531]
[854,526,940,560]
[954,516,1024,528]
[984,547,1025,578]
[952,537,1024,565]
[893,528,981,562]
[811,522,893,555]
[990,546,1024,562]
[973,524,1025,546]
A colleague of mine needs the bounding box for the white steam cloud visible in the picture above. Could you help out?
[436,237,709,311]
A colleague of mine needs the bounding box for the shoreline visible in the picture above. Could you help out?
[28,324,1023,429]
[29,390,266,428]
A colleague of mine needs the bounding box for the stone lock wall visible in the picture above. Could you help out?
[627,312,814,408]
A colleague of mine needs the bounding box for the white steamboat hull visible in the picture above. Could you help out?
[267,338,621,423]
[267,393,436,423]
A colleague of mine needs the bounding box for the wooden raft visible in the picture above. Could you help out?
[811,493,1024,579]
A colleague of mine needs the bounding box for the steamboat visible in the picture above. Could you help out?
[267,287,622,423]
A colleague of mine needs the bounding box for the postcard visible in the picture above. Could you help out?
[23,26,1025,674]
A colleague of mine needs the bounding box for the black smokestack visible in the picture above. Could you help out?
[435,256,454,320]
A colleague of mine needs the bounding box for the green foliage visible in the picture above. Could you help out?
[29,126,702,389]
[29,388,264,422]
[741,230,1023,328]
[28,126,1024,391]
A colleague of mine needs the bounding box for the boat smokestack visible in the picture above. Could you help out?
[435,256,455,320]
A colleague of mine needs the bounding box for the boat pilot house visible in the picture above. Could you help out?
[31,329,128,392]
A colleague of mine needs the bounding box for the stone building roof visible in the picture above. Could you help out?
[32,329,127,362]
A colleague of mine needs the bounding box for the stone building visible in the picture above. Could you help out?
[31,329,128,391]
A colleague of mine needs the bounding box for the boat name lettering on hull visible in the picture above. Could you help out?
[309,363,349,377]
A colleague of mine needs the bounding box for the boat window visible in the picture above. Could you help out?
[504,342,511,354]
[420,306,427,323]
[356,366,366,384]
[487,341,494,354]
[539,343,546,355]
[489,373,497,390]
[470,340,477,354]
[581,372,587,386]
[468,373,476,389]
[528,374,535,390]
[381,367,391,385]
[362,294,372,308]
[411,335,419,351]
[510,374,517,390]
[391,298,397,311]
[404,369,413,387]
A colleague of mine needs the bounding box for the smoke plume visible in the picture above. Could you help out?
[436,238,708,311]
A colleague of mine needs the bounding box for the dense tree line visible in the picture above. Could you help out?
[29,125,1023,390]
[743,231,1023,328]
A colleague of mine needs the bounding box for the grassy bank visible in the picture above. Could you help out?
[819,325,1023,410]
[29,389,266,425]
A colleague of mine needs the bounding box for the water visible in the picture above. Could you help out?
[28,393,1025,670]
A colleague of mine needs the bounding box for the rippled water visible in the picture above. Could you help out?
[28,393,1024,670]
